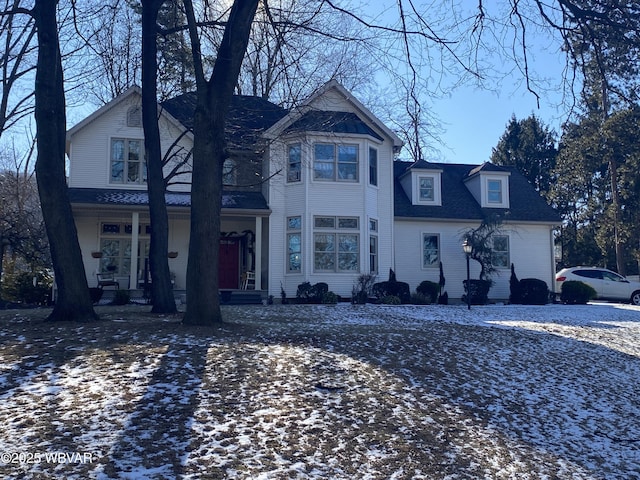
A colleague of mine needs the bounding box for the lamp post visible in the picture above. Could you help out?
[462,238,472,310]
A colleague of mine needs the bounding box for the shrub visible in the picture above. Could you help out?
[560,281,596,304]
[322,291,339,304]
[373,280,411,304]
[351,273,376,304]
[381,295,401,305]
[296,281,329,304]
[462,279,492,305]
[416,280,439,304]
[111,289,131,305]
[518,278,549,305]
[3,271,53,305]
[438,291,449,305]
[509,264,522,304]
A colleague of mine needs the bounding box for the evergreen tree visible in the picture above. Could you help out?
[490,114,557,200]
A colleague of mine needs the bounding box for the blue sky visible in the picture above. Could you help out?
[431,83,565,164]
[362,0,571,165]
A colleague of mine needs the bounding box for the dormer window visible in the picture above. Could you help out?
[487,179,502,203]
[419,177,435,201]
[411,172,441,206]
[483,175,509,208]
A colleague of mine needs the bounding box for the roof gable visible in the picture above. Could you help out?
[264,80,403,149]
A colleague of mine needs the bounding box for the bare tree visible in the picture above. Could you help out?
[32,0,97,322]
[0,0,36,140]
[141,0,177,313]
[181,0,259,325]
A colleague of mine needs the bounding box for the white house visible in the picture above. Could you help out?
[66,80,560,303]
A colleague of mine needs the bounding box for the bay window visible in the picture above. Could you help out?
[313,216,359,272]
[313,143,359,182]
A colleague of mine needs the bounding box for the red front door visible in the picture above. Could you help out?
[218,238,240,289]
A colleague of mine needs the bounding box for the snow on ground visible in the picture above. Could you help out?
[0,302,639,479]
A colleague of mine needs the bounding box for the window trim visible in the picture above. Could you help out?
[368,147,378,186]
[483,175,510,208]
[413,172,442,205]
[222,158,237,186]
[421,233,440,269]
[286,216,302,273]
[287,143,302,183]
[110,138,146,185]
[313,215,360,273]
[313,143,359,182]
[491,234,510,268]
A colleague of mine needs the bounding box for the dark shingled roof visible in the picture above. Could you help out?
[394,161,561,223]
[285,111,384,141]
[161,93,288,150]
[68,188,270,211]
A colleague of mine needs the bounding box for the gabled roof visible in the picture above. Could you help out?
[68,188,270,211]
[161,93,288,150]
[264,80,404,149]
[467,162,511,178]
[394,161,560,223]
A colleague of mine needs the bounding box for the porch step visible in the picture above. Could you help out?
[219,290,264,305]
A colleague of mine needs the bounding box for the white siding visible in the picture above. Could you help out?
[268,128,395,299]
[394,219,556,302]
[68,92,193,191]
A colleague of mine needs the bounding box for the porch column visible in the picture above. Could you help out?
[129,212,139,290]
[254,216,262,290]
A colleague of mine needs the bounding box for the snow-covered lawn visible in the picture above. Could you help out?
[0,302,639,479]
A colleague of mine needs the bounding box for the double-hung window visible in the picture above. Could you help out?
[314,216,359,272]
[419,177,435,201]
[491,235,509,268]
[111,138,145,184]
[422,233,439,268]
[369,219,378,273]
[222,159,236,186]
[369,147,378,186]
[287,144,301,182]
[487,179,503,204]
[313,143,359,182]
[287,216,302,272]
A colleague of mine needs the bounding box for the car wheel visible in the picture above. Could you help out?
[631,291,640,306]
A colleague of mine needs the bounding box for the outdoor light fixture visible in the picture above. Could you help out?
[462,238,472,310]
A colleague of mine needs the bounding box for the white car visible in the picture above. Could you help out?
[556,267,640,305]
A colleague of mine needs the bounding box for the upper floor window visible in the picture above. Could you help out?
[419,177,435,201]
[127,106,142,127]
[223,159,236,186]
[314,143,358,182]
[369,147,378,186]
[287,144,301,182]
[487,179,502,203]
[491,235,510,268]
[111,138,146,184]
[412,172,441,205]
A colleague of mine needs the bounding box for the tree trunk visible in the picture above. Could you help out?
[33,0,98,322]
[182,0,259,325]
[142,0,177,313]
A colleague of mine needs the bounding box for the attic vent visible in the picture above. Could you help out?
[127,106,142,127]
